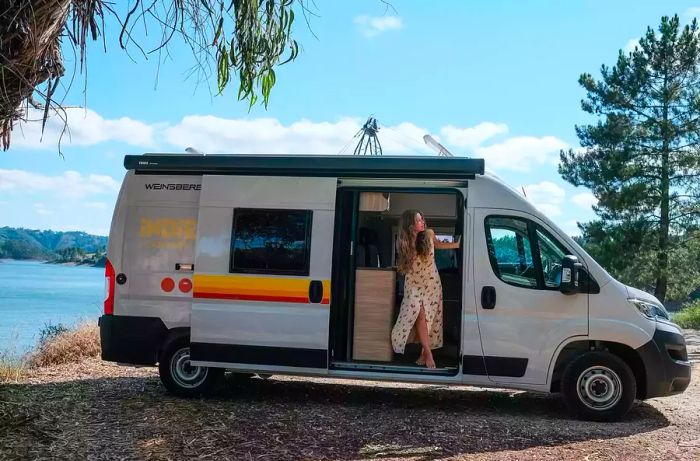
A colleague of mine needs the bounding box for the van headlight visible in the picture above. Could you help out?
[628,298,670,321]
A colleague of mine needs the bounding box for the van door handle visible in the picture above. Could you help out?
[481,286,496,309]
[309,280,324,304]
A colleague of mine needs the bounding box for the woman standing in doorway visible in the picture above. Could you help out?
[391,210,461,368]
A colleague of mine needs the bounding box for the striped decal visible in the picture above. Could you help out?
[193,274,330,304]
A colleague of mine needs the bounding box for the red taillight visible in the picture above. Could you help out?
[104,258,115,315]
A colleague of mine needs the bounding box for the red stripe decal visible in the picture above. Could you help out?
[193,292,310,303]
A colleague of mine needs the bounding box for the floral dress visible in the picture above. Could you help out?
[391,231,443,354]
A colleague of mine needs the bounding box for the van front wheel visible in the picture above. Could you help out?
[158,339,223,397]
[561,351,636,422]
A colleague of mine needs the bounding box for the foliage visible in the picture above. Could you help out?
[673,299,700,329]
[38,322,70,346]
[29,322,100,368]
[560,15,700,302]
[0,226,107,262]
[0,0,306,150]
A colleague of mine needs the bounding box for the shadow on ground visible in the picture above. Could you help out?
[0,374,670,460]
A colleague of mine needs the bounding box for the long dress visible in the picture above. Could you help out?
[391,233,443,354]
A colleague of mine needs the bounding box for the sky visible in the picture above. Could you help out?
[2,0,698,236]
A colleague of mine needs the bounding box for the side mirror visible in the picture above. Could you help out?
[560,255,583,295]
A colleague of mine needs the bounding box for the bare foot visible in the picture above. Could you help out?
[425,353,436,369]
[416,349,426,366]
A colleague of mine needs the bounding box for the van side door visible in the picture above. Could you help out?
[189,175,336,373]
[473,209,589,385]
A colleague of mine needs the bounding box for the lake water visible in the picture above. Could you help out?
[0,260,103,357]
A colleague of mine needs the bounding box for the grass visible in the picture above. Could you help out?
[674,300,700,329]
[27,322,100,368]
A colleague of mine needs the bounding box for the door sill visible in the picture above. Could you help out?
[331,361,458,376]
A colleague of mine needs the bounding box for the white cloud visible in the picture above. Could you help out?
[354,15,404,38]
[572,192,597,209]
[0,169,120,200]
[563,220,582,237]
[85,201,108,210]
[624,38,640,53]
[475,136,568,172]
[440,122,508,149]
[33,203,53,216]
[12,108,155,150]
[163,116,431,155]
[522,181,566,217]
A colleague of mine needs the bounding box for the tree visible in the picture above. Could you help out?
[560,15,700,302]
[0,0,304,150]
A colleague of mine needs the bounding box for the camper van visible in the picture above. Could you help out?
[99,154,690,421]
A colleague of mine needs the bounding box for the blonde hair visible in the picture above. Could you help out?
[397,209,423,274]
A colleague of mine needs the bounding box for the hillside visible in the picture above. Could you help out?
[0,227,107,262]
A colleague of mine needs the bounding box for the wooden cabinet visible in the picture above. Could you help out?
[352,268,396,362]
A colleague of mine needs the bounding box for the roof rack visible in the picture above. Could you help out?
[124,154,485,180]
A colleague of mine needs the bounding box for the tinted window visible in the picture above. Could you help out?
[231,209,312,275]
[485,217,537,288]
[537,228,568,288]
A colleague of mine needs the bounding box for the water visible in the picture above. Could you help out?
[0,260,103,357]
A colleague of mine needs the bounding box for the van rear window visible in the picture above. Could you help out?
[230,208,312,276]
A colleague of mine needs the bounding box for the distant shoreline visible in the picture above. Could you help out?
[0,258,105,268]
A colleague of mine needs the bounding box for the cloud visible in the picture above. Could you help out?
[522,181,566,217]
[33,203,53,216]
[440,122,508,149]
[12,108,155,150]
[624,38,640,54]
[85,201,108,210]
[0,169,120,200]
[572,192,597,209]
[475,136,568,172]
[163,116,431,155]
[354,15,403,38]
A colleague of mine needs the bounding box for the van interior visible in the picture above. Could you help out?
[330,189,464,375]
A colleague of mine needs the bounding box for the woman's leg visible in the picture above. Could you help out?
[415,304,436,368]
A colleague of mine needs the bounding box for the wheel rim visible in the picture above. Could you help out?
[576,365,622,411]
[170,347,208,389]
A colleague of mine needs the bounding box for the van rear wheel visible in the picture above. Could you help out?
[158,338,223,397]
[561,351,636,422]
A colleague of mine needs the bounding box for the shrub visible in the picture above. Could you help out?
[673,300,700,329]
[39,322,70,346]
[29,322,100,368]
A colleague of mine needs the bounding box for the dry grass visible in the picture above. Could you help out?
[27,322,100,368]
[0,359,26,383]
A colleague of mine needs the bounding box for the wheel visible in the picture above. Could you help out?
[158,337,224,397]
[561,351,636,422]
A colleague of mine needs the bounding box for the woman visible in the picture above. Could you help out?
[391,210,461,368]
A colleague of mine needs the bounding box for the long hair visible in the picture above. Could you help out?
[397,209,423,274]
[415,231,431,259]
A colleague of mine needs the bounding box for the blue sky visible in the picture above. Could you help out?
[2,0,698,236]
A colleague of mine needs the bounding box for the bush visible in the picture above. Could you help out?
[39,322,70,346]
[29,322,100,368]
[673,300,700,329]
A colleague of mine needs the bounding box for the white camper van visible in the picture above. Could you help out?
[100,154,690,421]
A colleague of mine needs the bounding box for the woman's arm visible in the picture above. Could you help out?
[432,230,461,250]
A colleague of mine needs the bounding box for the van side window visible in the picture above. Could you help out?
[230,208,313,276]
[485,217,537,288]
[536,227,568,289]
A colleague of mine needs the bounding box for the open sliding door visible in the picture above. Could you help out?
[190,175,337,372]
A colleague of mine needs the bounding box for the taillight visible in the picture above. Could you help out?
[104,258,115,315]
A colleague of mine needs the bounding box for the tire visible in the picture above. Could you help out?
[158,337,224,397]
[561,351,636,422]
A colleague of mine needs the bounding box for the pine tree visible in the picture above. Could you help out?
[560,15,700,302]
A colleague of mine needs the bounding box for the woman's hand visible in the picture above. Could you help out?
[433,231,461,250]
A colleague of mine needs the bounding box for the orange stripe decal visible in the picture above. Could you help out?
[192,274,330,304]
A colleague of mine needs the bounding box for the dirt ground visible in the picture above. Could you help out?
[1,331,698,461]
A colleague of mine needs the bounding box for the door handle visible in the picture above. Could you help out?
[481,286,496,309]
[309,280,324,304]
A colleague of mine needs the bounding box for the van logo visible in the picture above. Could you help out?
[145,183,201,191]
[139,218,197,240]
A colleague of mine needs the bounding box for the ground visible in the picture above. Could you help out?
[1,331,698,461]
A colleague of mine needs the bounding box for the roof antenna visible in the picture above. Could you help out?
[353,116,383,156]
[185,147,205,155]
[423,135,453,157]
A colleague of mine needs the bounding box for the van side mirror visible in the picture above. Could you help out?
[560,255,583,295]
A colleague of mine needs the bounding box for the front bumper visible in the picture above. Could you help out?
[636,326,692,399]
